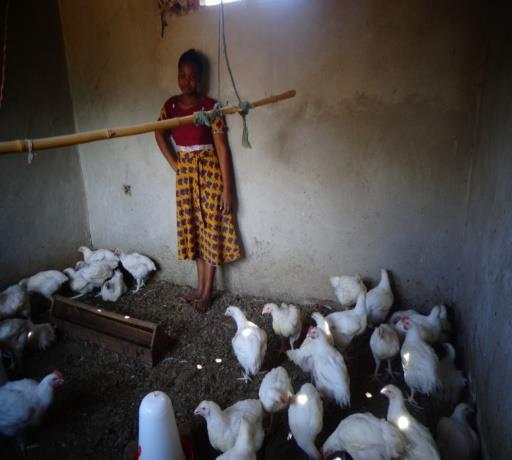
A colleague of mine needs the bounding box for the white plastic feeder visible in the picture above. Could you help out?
[138,391,185,460]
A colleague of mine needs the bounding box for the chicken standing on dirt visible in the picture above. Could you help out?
[0,371,64,457]
[307,326,350,408]
[369,324,400,378]
[325,292,367,349]
[329,274,366,308]
[258,366,293,414]
[225,306,267,382]
[366,269,394,325]
[114,248,156,292]
[322,412,407,460]
[194,399,264,453]
[19,270,68,301]
[436,343,467,405]
[216,417,257,460]
[436,403,479,460]
[262,302,302,351]
[288,383,323,460]
[381,384,440,460]
[400,318,441,403]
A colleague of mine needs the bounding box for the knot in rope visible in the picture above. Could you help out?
[238,101,253,149]
[25,139,34,165]
[194,102,224,128]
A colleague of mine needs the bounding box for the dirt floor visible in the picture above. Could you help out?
[1,280,459,460]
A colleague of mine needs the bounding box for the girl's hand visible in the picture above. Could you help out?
[220,188,232,214]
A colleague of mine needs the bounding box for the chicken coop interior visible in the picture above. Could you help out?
[1,0,511,459]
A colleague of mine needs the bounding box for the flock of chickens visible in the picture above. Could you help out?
[193,270,480,459]
[0,245,156,456]
[0,252,480,460]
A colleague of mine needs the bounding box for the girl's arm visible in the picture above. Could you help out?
[155,130,178,171]
[213,132,234,214]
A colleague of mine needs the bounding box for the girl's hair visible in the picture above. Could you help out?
[178,49,203,77]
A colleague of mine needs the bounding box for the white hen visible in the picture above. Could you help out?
[390,305,449,344]
[262,302,302,349]
[258,366,293,414]
[322,412,406,460]
[77,261,114,289]
[63,267,95,297]
[369,324,400,378]
[286,312,333,375]
[19,270,68,300]
[288,383,323,460]
[436,343,466,405]
[325,292,367,349]
[0,371,64,455]
[366,269,394,325]
[194,399,264,453]
[436,403,479,460]
[78,246,119,269]
[307,326,350,408]
[216,417,257,460]
[225,306,267,382]
[329,274,366,308]
[381,384,440,460]
[400,318,441,402]
[100,270,127,302]
[0,284,30,319]
[114,248,156,292]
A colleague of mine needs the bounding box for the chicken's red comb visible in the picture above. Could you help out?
[401,315,410,321]
[53,370,64,379]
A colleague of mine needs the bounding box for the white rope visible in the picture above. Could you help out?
[25,139,34,164]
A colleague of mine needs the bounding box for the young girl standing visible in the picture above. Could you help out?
[155,49,241,313]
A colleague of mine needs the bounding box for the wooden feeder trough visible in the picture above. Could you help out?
[51,295,170,367]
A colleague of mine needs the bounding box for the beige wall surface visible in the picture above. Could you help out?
[0,0,89,286]
[59,0,482,303]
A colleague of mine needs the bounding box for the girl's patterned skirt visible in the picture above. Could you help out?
[175,146,241,266]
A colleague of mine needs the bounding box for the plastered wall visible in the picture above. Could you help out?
[455,6,512,458]
[0,0,89,286]
[59,0,482,305]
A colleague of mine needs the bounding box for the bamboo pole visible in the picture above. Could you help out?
[0,90,296,155]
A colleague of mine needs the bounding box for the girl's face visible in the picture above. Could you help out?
[178,61,201,96]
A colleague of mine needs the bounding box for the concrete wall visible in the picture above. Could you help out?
[455,6,512,458]
[0,0,89,286]
[59,0,482,304]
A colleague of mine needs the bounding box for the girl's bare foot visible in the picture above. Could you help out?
[183,289,202,302]
[194,296,212,314]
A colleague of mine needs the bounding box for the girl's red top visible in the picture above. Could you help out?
[159,96,222,147]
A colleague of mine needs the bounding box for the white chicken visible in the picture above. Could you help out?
[329,274,366,308]
[216,417,257,460]
[78,246,119,269]
[400,317,441,402]
[325,292,367,349]
[77,261,114,289]
[366,269,394,325]
[0,284,30,319]
[288,383,323,460]
[63,267,95,297]
[19,270,68,300]
[0,371,64,455]
[436,403,479,460]
[225,306,267,382]
[258,366,293,414]
[194,399,264,453]
[369,324,400,378]
[381,384,440,460]
[100,270,127,302]
[390,305,450,344]
[114,248,156,292]
[286,312,333,374]
[261,302,302,350]
[436,343,467,405]
[322,412,406,460]
[307,326,350,408]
